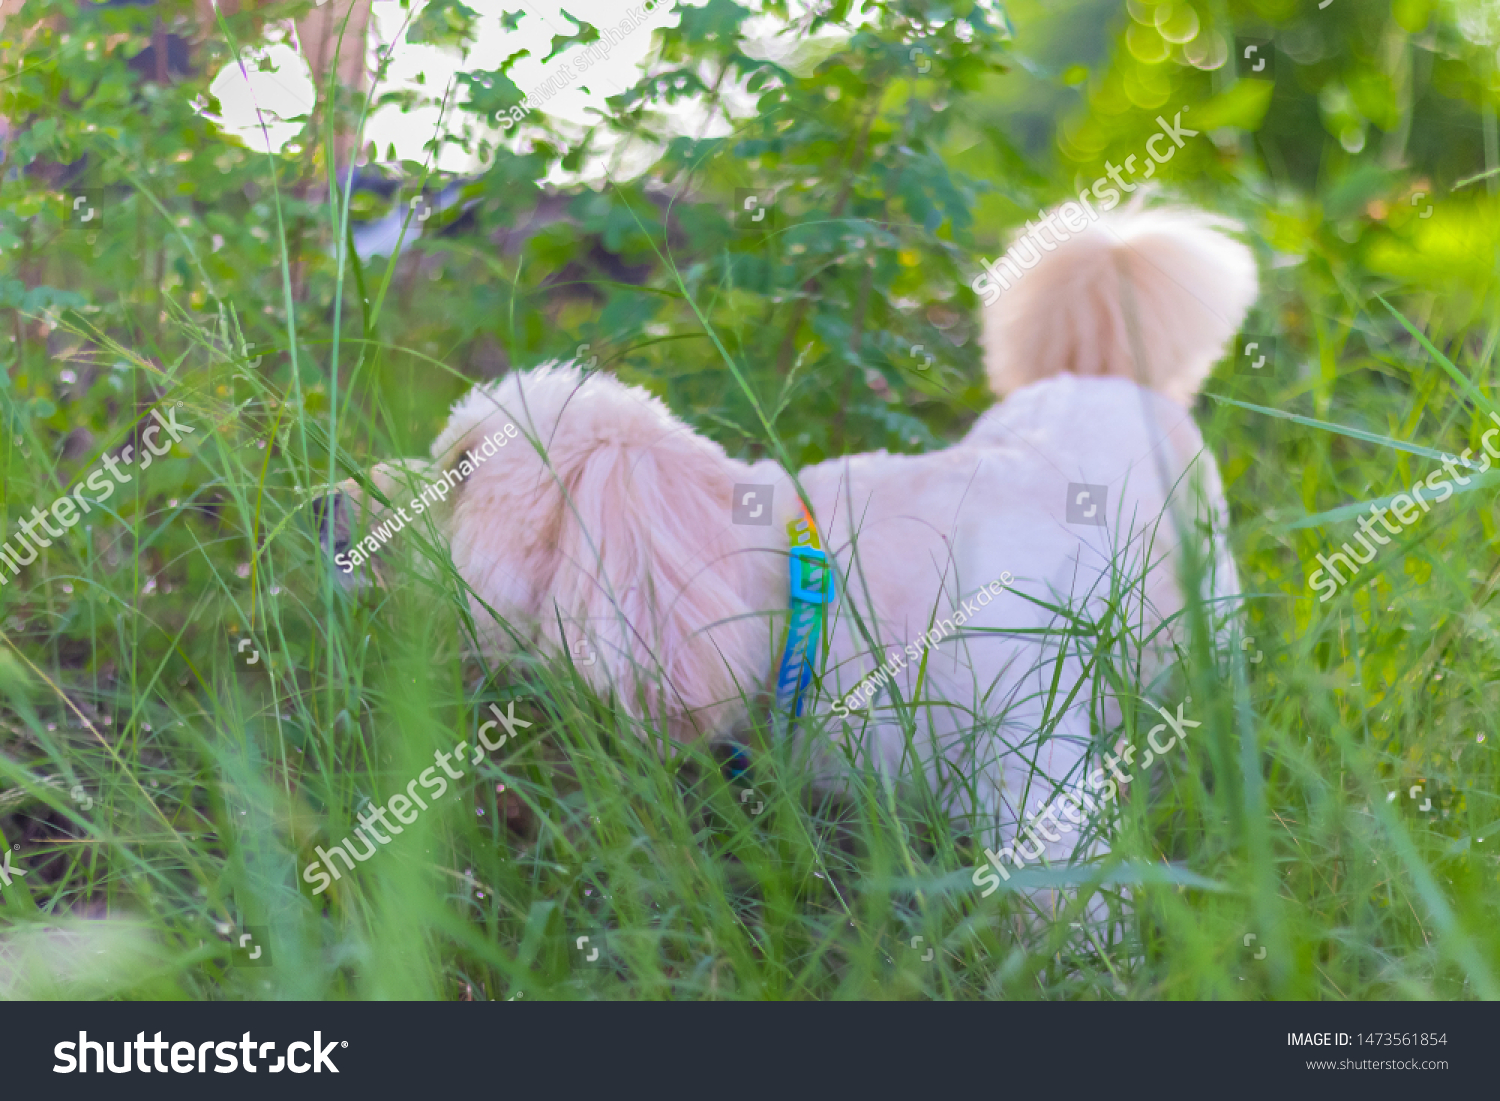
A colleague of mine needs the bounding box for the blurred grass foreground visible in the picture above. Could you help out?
[1,0,1500,1000]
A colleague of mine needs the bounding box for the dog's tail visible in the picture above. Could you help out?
[978,204,1259,405]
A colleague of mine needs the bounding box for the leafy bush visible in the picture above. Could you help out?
[0,0,1498,999]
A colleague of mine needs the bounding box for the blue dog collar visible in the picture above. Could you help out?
[774,502,834,723]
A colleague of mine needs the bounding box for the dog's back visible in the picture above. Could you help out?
[333,200,1259,870]
[786,202,1256,851]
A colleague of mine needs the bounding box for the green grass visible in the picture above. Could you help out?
[3,0,1500,1002]
[3,268,1499,1001]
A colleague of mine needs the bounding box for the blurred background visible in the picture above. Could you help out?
[1,0,1498,1000]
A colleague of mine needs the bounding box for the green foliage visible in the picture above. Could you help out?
[0,0,1498,1000]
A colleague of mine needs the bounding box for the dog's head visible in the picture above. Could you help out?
[391,362,780,742]
[310,459,440,592]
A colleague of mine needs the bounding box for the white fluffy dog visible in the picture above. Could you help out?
[336,203,1258,878]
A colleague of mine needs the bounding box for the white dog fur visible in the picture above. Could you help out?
[342,202,1258,872]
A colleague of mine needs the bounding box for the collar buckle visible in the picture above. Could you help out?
[788,546,834,604]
